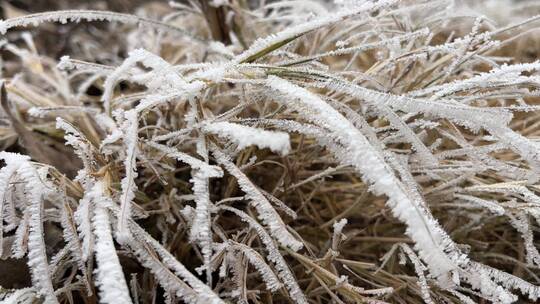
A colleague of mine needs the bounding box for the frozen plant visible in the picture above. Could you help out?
[0,0,540,303]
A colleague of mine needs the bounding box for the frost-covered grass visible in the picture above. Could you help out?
[1,0,540,303]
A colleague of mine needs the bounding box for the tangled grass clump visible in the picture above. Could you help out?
[1,0,540,303]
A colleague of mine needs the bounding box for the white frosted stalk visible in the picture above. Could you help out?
[229,242,282,292]
[59,201,91,293]
[0,152,30,257]
[266,76,460,278]
[90,182,133,304]
[221,206,308,304]
[211,147,302,251]
[205,122,291,156]
[129,221,225,303]
[325,79,540,173]
[0,288,36,304]
[117,110,139,243]
[17,163,59,304]
[189,170,214,283]
[0,10,197,38]
[234,0,397,63]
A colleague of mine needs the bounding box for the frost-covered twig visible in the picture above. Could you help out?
[266,76,460,279]
[90,182,132,304]
[0,10,201,39]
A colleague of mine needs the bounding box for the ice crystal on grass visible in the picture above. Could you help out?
[266,75,459,278]
[90,182,132,304]
[117,110,139,243]
[227,241,282,292]
[0,153,30,257]
[211,146,302,250]
[17,162,58,304]
[205,122,291,156]
[2,0,540,303]
[0,288,36,304]
[0,10,198,38]
[220,206,308,304]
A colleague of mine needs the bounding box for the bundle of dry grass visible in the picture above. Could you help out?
[0,0,540,303]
